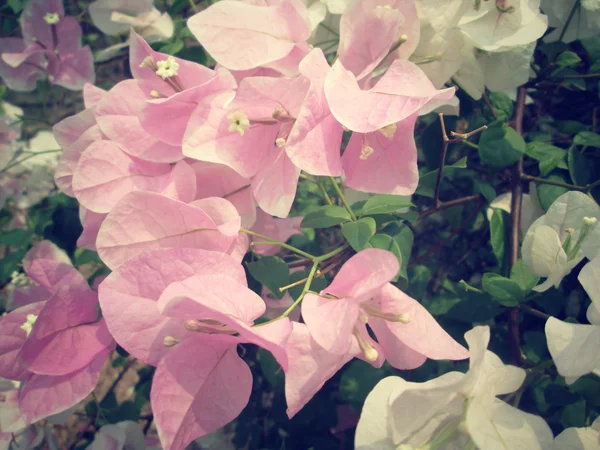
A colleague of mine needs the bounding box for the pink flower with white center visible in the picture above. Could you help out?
[183,75,310,217]
[99,248,292,450]
[0,0,94,91]
[0,241,114,428]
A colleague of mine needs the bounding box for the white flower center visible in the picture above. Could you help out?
[11,380,21,389]
[227,110,250,136]
[20,314,38,337]
[155,56,180,80]
[43,12,60,25]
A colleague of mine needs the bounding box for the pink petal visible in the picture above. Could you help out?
[338,0,406,80]
[262,41,311,77]
[286,49,344,177]
[342,115,419,195]
[129,29,216,94]
[95,80,182,163]
[251,147,300,218]
[83,83,107,108]
[284,322,357,418]
[251,210,303,256]
[19,320,115,376]
[0,302,45,381]
[324,59,456,133]
[72,141,196,213]
[139,68,236,146]
[183,92,278,178]
[98,248,246,365]
[55,123,105,197]
[190,161,256,228]
[301,292,360,354]
[19,347,110,424]
[29,281,99,341]
[54,16,83,56]
[96,191,240,270]
[22,241,75,291]
[232,76,309,120]
[151,335,252,450]
[51,46,95,91]
[323,248,399,299]
[0,38,45,92]
[371,284,469,362]
[187,0,309,71]
[157,275,292,369]
[157,274,266,325]
[20,0,64,49]
[52,108,98,152]
[78,207,106,251]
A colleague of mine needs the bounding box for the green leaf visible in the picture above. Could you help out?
[478,125,526,169]
[560,399,587,428]
[489,209,509,269]
[158,38,184,55]
[555,51,582,68]
[246,256,290,299]
[486,92,514,122]
[359,195,414,216]
[301,205,352,228]
[482,273,524,306]
[537,171,570,210]
[573,131,600,148]
[257,348,284,389]
[526,141,568,176]
[7,0,24,13]
[510,259,539,294]
[0,229,33,246]
[342,217,376,252]
[474,180,496,203]
[416,157,468,198]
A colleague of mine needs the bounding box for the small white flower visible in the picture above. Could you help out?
[20,314,38,337]
[227,110,250,136]
[359,144,374,160]
[155,56,179,80]
[43,12,60,25]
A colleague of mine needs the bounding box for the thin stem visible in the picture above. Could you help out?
[418,195,482,221]
[558,0,579,42]
[241,229,315,260]
[315,243,349,263]
[507,87,527,366]
[317,180,334,206]
[279,261,338,292]
[433,114,451,208]
[0,149,62,174]
[281,262,319,318]
[461,140,479,150]
[188,0,198,12]
[522,174,600,193]
[552,73,600,79]
[329,177,358,221]
[482,93,498,120]
[519,304,551,321]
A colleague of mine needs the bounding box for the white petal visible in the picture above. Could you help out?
[554,424,600,450]
[466,396,554,450]
[545,317,600,383]
[522,225,567,278]
[579,258,600,314]
[355,377,404,450]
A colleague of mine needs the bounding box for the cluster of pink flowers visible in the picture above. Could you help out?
[0,241,115,443]
[1,0,473,449]
[0,0,94,91]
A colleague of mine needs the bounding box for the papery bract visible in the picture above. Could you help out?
[96,191,241,270]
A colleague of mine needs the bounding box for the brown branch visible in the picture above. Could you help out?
[482,93,498,120]
[507,87,527,366]
[410,201,485,266]
[417,195,482,221]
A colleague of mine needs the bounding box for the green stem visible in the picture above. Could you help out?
[281,262,319,318]
[329,176,357,221]
[188,0,198,12]
[315,243,349,263]
[241,229,315,260]
[522,174,600,193]
[0,149,62,174]
[317,181,334,206]
[461,140,479,150]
